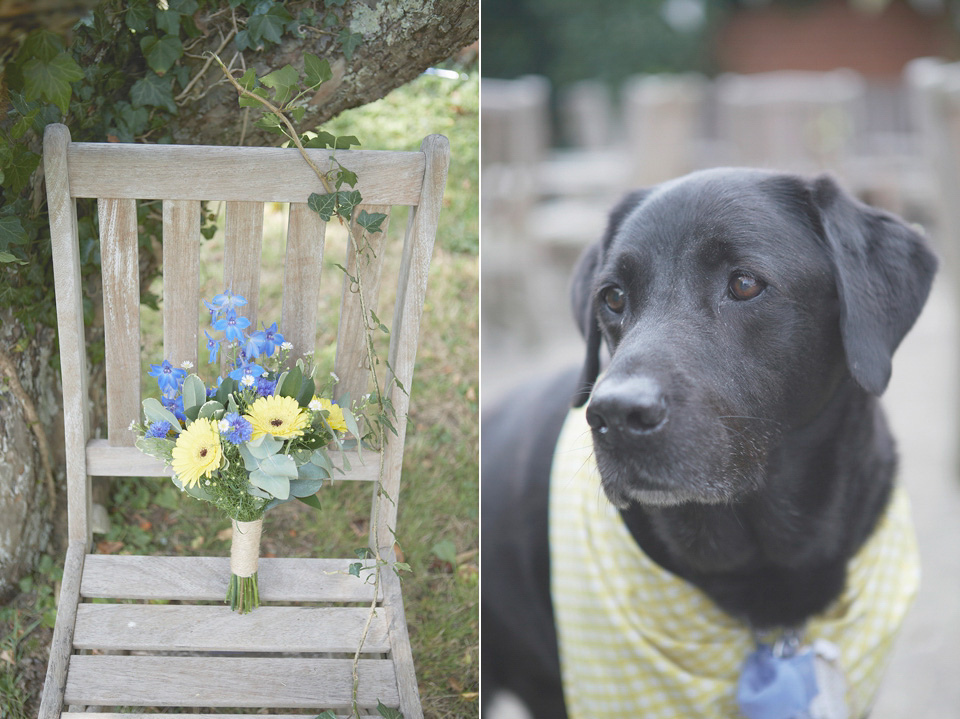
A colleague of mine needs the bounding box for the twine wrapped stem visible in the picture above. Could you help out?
[226,518,263,613]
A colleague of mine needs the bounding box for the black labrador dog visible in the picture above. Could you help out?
[482,168,937,717]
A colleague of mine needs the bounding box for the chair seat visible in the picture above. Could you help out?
[62,553,399,713]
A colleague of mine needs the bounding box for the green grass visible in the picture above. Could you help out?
[1,66,478,718]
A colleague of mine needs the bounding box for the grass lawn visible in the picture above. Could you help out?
[0,66,478,719]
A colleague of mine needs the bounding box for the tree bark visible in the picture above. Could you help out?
[168,0,479,147]
[0,311,62,601]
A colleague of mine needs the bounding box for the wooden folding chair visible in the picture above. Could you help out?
[38,122,449,718]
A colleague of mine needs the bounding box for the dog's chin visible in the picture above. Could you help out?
[595,453,753,509]
[601,479,735,509]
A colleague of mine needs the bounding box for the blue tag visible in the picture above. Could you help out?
[737,645,818,719]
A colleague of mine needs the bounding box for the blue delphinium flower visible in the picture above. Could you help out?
[218,412,253,445]
[253,322,285,357]
[241,333,266,360]
[144,420,172,438]
[149,360,186,394]
[213,309,251,344]
[204,292,247,317]
[255,376,277,397]
[160,394,186,422]
[229,362,266,382]
[204,330,221,364]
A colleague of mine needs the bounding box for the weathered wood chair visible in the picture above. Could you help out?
[39,123,449,718]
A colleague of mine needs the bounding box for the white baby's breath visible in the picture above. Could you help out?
[281,341,293,351]
[240,374,255,387]
[309,398,323,411]
[181,360,194,370]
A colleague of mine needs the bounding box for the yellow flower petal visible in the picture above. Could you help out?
[311,396,348,433]
[171,418,223,488]
[244,394,310,440]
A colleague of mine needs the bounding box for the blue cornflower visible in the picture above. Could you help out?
[213,309,251,344]
[149,360,186,394]
[218,412,253,445]
[160,394,186,422]
[204,330,221,364]
[252,322,285,358]
[228,362,266,383]
[204,292,248,319]
[255,376,277,397]
[144,420,172,438]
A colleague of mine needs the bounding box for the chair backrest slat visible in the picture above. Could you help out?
[98,198,141,447]
[67,143,425,205]
[223,201,264,331]
[162,200,201,368]
[334,205,392,403]
[281,203,327,362]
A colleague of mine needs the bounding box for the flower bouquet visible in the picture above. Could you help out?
[133,292,361,613]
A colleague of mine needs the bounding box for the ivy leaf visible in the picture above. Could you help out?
[348,562,361,578]
[338,29,363,61]
[260,64,299,107]
[125,1,153,33]
[304,53,332,88]
[254,112,286,136]
[356,210,387,234]
[2,147,41,195]
[155,9,181,35]
[334,135,360,150]
[238,86,269,109]
[15,29,63,64]
[0,217,29,250]
[336,190,362,220]
[247,4,293,46]
[376,701,404,719]
[304,130,336,149]
[140,35,183,75]
[131,72,178,114]
[307,192,337,222]
[237,67,258,91]
[22,53,83,114]
[0,251,27,265]
[336,166,358,188]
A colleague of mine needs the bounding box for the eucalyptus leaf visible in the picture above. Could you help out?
[182,374,206,412]
[246,434,283,459]
[249,469,290,500]
[198,400,224,420]
[257,453,299,479]
[296,462,326,481]
[237,444,260,472]
[246,482,272,500]
[142,397,182,433]
[172,473,215,502]
[288,478,324,496]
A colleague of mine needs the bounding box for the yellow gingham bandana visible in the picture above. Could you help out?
[550,406,919,719]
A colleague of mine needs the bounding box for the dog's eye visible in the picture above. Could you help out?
[728,272,766,301]
[602,286,626,313]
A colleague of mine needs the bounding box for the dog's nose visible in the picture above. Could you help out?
[586,376,667,436]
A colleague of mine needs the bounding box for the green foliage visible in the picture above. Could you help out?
[0,0,369,350]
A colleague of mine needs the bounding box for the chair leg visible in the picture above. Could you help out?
[38,541,86,719]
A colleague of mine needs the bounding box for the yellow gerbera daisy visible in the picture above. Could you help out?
[309,396,348,432]
[171,418,223,488]
[245,394,310,440]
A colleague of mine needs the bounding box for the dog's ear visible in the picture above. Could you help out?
[570,189,650,407]
[813,174,938,395]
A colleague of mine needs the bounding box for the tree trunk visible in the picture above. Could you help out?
[164,0,478,147]
[0,311,62,601]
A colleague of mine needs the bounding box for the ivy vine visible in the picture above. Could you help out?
[0,0,362,346]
